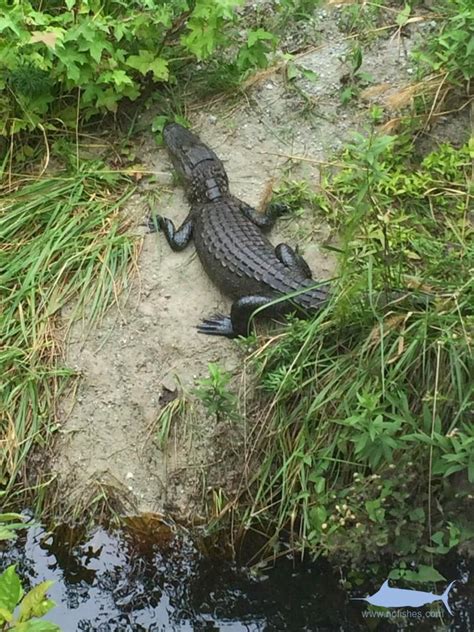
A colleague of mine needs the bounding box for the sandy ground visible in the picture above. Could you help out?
[51,5,468,520]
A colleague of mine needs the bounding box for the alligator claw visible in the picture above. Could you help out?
[267,201,291,219]
[146,214,163,234]
[197,313,235,337]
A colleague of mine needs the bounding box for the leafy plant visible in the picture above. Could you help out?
[414,0,474,83]
[319,133,472,289]
[0,0,277,139]
[0,514,29,542]
[193,363,239,422]
[0,565,60,631]
[339,44,374,105]
[338,0,385,38]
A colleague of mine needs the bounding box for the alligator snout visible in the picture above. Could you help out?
[163,123,198,152]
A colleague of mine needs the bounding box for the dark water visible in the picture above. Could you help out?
[1,516,472,631]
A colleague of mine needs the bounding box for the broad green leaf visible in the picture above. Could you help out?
[286,63,300,81]
[0,566,22,612]
[309,505,327,528]
[148,58,169,81]
[126,52,169,80]
[111,70,133,86]
[98,70,133,87]
[151,115,168,133]
[0,605,13,624]
[247,28,275,47]
[402,565,446,583]
[11,622,61,632]
[18,580,55,622]
[181,27,215,59]
[0,528,19,541]
[301,68,318,82]
[0,16,22,36]
[409,507,425,522]
[88,39,109,64]
[396,4,411,28]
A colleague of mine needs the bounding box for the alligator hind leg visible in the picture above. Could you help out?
[238,201,288,230]
[197,295,278,338]
[275,243,313,279]
[148,212,193,251]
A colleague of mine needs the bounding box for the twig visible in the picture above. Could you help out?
[37,124,50,178]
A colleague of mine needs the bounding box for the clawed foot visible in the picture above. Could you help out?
[197,313,236,337]
[267,201,291,219]
[146,214,164,233]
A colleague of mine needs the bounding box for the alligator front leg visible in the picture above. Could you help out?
[275,243,313,279]
[148,212,193,251]
[197,295,278,338]
[238,201,288,230]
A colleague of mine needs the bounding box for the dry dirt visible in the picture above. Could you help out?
[51,5,465,520]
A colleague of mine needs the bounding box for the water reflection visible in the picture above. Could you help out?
[1,516,472,631]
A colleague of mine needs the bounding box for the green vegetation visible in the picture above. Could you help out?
[0,164,136,505]
[213,135,472,565]
[414,0,474,84]
[0,515,60,631]
[0,0,277,140]
[0,565,60,631]
[338,0,386,37]
[193,363,239,422]
[0,513,29,542]
[339,44,374,105]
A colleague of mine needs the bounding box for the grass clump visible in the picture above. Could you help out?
[224,133,473,566]
[0,163,137,506]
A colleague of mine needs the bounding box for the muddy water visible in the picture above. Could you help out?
[1,518,472,631]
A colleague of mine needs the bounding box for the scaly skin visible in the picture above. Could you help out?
[152,123,329,337]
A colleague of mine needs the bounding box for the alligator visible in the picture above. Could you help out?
[150,122,329,337]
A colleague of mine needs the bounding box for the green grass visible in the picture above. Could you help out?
[414,0,474,84]
[0,163,137,506]
[213,134,473,566]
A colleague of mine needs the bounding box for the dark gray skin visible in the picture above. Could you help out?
[150,122,329,337]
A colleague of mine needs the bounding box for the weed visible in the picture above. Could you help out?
[0,0,278,143]
[271,178,319,217]
[0,512,29,542]
[414,0,474,84]
[155,396,188,450]
[339,44,374,105]
[193,363,239,423]
[338,0,386,39]
[278,0,322,22]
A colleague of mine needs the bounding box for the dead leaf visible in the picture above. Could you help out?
[30,31,58,48]
[360,83,392,101]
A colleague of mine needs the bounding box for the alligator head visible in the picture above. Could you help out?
[163,123,229,204]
